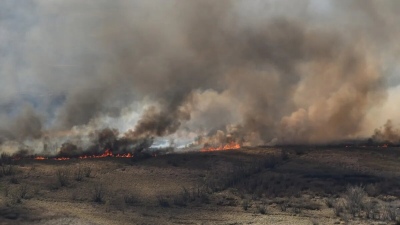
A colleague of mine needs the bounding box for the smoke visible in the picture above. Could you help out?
[372,120,400,144]
[1,0,400,155]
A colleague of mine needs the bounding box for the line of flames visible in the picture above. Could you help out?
[30,142,241,161]
[200,142,241,152]
[33,149,134,161]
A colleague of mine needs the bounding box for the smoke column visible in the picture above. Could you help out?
[1,0,400,154]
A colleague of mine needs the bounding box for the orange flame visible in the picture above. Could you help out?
[201,142,241,152]
[54,157,70,161]
[34,156,48,160]
[78,149,134,159]
[32,149,134,161]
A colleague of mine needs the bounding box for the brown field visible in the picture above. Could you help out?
[0,147,399,225]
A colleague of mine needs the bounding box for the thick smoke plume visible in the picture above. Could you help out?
[372,120,400,144]
[1,0,400,155]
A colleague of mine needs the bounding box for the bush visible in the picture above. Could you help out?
[263,156,278,169]
[157,195,170,207]
[363,200,377,220]
[344,186,366,217]
[92,184,105,203]
[17,184,28,199]
[124,194,139,206]
[173,188,192,207]
[83,166,92,178]
[333,200,345,217]
[2,164,15,176]
[3,184,10,197]
[56,169,70,187]
[382,204,398,221]
[74,167,84,181]
[325,198,334,208]
[10,176,19,184]
[242,199,251,211]
[280,149,289,161]
[280,201,289,212]
[257,203,267,214]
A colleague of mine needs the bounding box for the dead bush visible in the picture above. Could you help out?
[124,194,139,206]
[83,166,92,178]
[242,199,251,211]
[17,184,28,199]
[325,198,335,208]
[363,200,378,220]
[74,167,84,181]
[333,200,346,217]
[156,195,170,207]
[56,168,70,187]
[173,187,192,207]
[9,176,19,184]
[280,149,289,161]
[344,185,366,217]
[92,184,105,203]
[2,164,15,176]
[365,183,379,197]
[7,184,28,205]
[381,204,398,221]
[3,184,10,197]
[257,203,268,214]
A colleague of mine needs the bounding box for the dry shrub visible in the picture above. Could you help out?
[344,185,366,217]
[92,184,105,203]
[257,202,268,214]
[56,168,70,187]
[242,199,251,211]
[156,195,170,207]
[381,204,398,221]
[124,194,139,206]
[325,198,335,208]
[74,166,84,181]
[83,166,92,178]
[333,199,346,217]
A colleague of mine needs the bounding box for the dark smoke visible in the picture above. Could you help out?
[1,0,399,155]
[372,120,400,144]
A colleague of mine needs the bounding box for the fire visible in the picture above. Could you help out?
[78,149,133,159]
[32,149,134,161]
[54,157,70,161]
[34,156,48,160]
[201,141,241,152]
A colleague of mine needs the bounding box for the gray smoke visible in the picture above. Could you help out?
[0,0,399,155]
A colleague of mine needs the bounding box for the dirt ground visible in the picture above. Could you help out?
[0,147,399,225]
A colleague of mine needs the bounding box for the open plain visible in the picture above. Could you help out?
[0,147,399,225]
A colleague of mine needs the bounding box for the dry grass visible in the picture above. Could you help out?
[0,147,399,224]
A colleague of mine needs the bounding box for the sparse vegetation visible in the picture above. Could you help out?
[0,147,399,224]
